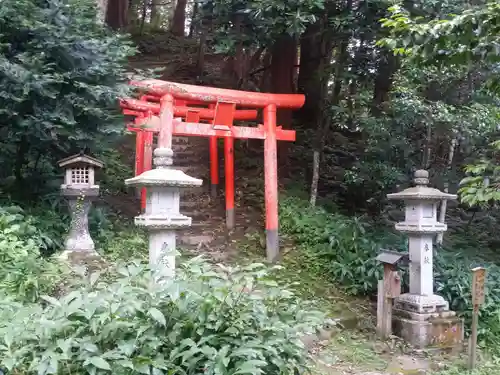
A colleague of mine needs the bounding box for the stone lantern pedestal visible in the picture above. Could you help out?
[388,170,464,349]
[58,153,104,262]
[125,148,202,276]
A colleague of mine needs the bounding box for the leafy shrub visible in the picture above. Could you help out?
[96,148,134,195]
[0,0,135,197]
[0,258,324,375]
[0,205,65,301]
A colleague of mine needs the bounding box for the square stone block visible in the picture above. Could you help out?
[393,309,464,350]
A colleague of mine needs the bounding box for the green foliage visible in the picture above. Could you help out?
[96,147,134,195]
[0,205,65,301]
[459,140,500,207]
[0,258,324,375]
[380,3,500,67]
[0,0,135,197]
[205,0,324,51]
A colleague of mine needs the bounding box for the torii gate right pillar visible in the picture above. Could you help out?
[264,104,279,261]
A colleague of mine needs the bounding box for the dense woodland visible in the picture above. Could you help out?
[1,0,500,373]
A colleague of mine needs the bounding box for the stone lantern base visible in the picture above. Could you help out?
[392,294,464,350]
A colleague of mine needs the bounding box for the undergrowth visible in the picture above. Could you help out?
[0,259,324,375]
[0,206,66,302]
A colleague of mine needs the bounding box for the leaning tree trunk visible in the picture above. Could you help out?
[171,0,188,36]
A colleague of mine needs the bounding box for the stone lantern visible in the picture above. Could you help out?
[387,170,463,349]
[125,148,202,277]
[58,153,104,260]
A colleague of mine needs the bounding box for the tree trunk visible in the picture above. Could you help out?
[371,50,400,116]
[196,31,206,76]
[436,138,457,245]
[270,34,298,173]
[310,150,320,206]
[105,0,128,29]
[270,34,297,125]
[14,136,28,187]
[296,21,325,128]
[188,1,199,37]
[127,0,140,27]
[260,50,272,91]
[223,15,244,87]
[171,0,187,36]
[238,47,265,89]
[96,0,109,23]
[139,0,147,34]
[150,0,162,29]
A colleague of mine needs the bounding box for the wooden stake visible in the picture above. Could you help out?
[469,267,486,370]
[377,279,385,337]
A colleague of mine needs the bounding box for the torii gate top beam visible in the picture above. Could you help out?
[130,79,305,109]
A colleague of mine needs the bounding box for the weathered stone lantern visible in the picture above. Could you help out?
[387,170,464,349]
[125,147,202,277]
[58,153,104,260]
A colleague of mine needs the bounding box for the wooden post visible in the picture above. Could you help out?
[377,279,387,336]
[263,104,279,262]
[469,267,486,370]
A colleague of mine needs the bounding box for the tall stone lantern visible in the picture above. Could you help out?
[387,170,464,349]
[58,153,104,260]
[125,148,202,277]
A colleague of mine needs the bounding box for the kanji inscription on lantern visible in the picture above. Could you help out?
[472,267,486,306]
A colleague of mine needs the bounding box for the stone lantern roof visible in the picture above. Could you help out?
[387,170,457,201]
[58,153,104,169]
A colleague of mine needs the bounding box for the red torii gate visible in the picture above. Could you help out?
[121,79,304,262]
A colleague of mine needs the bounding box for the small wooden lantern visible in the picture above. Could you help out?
[58,153,104,188]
